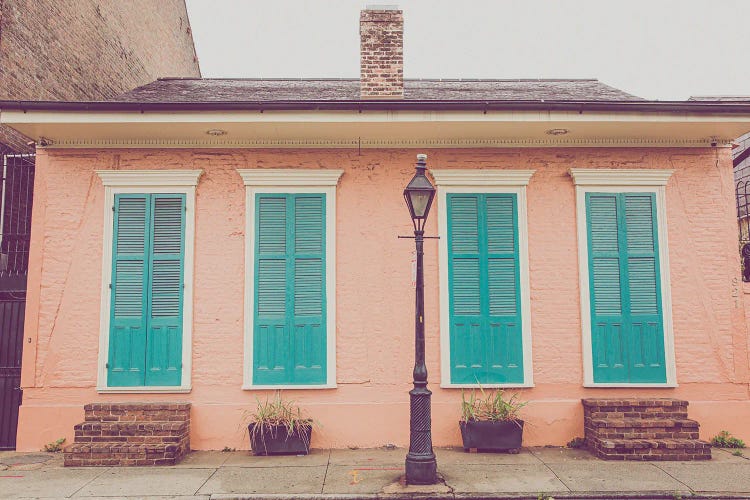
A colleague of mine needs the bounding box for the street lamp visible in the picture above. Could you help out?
[403,153,438,485]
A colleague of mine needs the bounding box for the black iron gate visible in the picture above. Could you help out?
[0,152,34,450]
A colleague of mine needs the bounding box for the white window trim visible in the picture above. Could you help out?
[238,169,343,390]
[431,169,536,388]
[570,168,677,388]
[95,169,202,393]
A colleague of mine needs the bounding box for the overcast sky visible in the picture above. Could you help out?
[185,0,750,101]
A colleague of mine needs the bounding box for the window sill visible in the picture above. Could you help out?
[582,383,678,388]
[242,384,337,390]
[440,383,535,389]
[97,386,192,394]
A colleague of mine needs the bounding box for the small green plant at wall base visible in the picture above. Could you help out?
[732,450,744,457]
[221,446,235,452]
[711,430,746,448]
[43,437,66,452]
[460,387,527,424]
[566,437,585,449]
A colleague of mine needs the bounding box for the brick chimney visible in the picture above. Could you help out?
[360,5,403,99]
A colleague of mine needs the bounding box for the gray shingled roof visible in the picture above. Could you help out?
[115,78,643,103]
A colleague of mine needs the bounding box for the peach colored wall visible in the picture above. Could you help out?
[16,147,750,451]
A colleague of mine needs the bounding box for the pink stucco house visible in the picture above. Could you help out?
[2,7,750,459]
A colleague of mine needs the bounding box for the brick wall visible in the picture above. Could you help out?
[0,0,201,150]
[360,7,403,99]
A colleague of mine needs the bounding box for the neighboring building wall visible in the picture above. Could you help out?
[17,146,749,451]
[0,0,200,150]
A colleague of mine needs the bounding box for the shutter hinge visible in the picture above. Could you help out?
[108,283,112,289]
[112,205,115,212]
[105,363,109,368]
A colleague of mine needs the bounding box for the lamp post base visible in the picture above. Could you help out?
[405,453,438,485]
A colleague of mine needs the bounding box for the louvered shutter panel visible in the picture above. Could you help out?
[447,193,524,384]
[623,193,665,382]
[587,193,627,382]
[108,195,149,386]
[254,195,290,384]
[485,195,523,382]
[253,194,327,385]
[145,194,185,386]
[586,192,666,383]
[291,195,326,384]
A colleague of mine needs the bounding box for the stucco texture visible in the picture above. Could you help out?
[17,147,750,451]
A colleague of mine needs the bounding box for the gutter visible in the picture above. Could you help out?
[3,99,750,114]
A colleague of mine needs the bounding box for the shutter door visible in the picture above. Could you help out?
[586,192,666,383]
[291,195,326,383]
[108,195,150,386]
[623,193,666,382]
[447,193,524,384]
[145,194,185,386]
[253,193,327,385]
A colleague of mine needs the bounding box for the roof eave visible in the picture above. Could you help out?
[5,99,750,114]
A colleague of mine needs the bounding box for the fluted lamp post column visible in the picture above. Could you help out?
[403,153,438,485]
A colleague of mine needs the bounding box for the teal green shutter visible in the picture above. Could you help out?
[145,194,185,386]
[254,194,326,385]
[447,193,524,384]
[108,195,150,386]
[586,192,666,383]
[108,193,185,387]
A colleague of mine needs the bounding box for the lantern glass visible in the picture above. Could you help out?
[408,190,431,219]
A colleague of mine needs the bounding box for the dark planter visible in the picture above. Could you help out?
[248,422,312,456]
[459,419,524,453]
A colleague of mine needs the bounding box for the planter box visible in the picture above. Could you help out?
[248,423,312,456]
[459,419,524,452]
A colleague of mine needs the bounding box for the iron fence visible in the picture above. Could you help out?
[737,180,750,281]
[0,153,34,282]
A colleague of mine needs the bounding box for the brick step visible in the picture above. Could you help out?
[588,418,699,429]
[84,402,190,422]
[64,441,188,467]
[586,417,700,440]
[75,420,188,435]
[582,398,688,419]
[73,421,188,444]
[589,437,711,461]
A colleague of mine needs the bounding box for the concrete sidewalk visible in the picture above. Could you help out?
[1,446,749,499]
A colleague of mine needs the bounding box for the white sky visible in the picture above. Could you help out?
[185,0,750,101]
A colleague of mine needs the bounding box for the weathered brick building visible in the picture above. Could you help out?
[0,0,200,450]
[0,0,201,151]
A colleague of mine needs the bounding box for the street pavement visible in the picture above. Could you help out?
[0,446,749,499]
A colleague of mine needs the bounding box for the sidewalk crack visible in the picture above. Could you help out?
[320,448,331,494]
[540,460,573,493]
[67,466,111,498]
[194,466,219,496]
[652,462,695,495]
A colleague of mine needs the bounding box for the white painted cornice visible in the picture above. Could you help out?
[430,169,536,186]
[95,169,203,186]
[569,168,674,186]
[237,169,344,186]
[43,137,733,149]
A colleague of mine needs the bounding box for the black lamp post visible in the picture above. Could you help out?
[403,153,438,485]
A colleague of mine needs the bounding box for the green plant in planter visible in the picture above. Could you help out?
[461,387,527,425]
[459,387,528,452]
[244,392,313,455]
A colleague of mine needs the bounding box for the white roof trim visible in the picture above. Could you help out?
[430,169,536,186]
[569,168,674,186]
[95,169,203,187]
[237,169,344,186]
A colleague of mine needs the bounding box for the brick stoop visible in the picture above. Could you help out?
[582,398,711,461]
[64,403,190,466]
